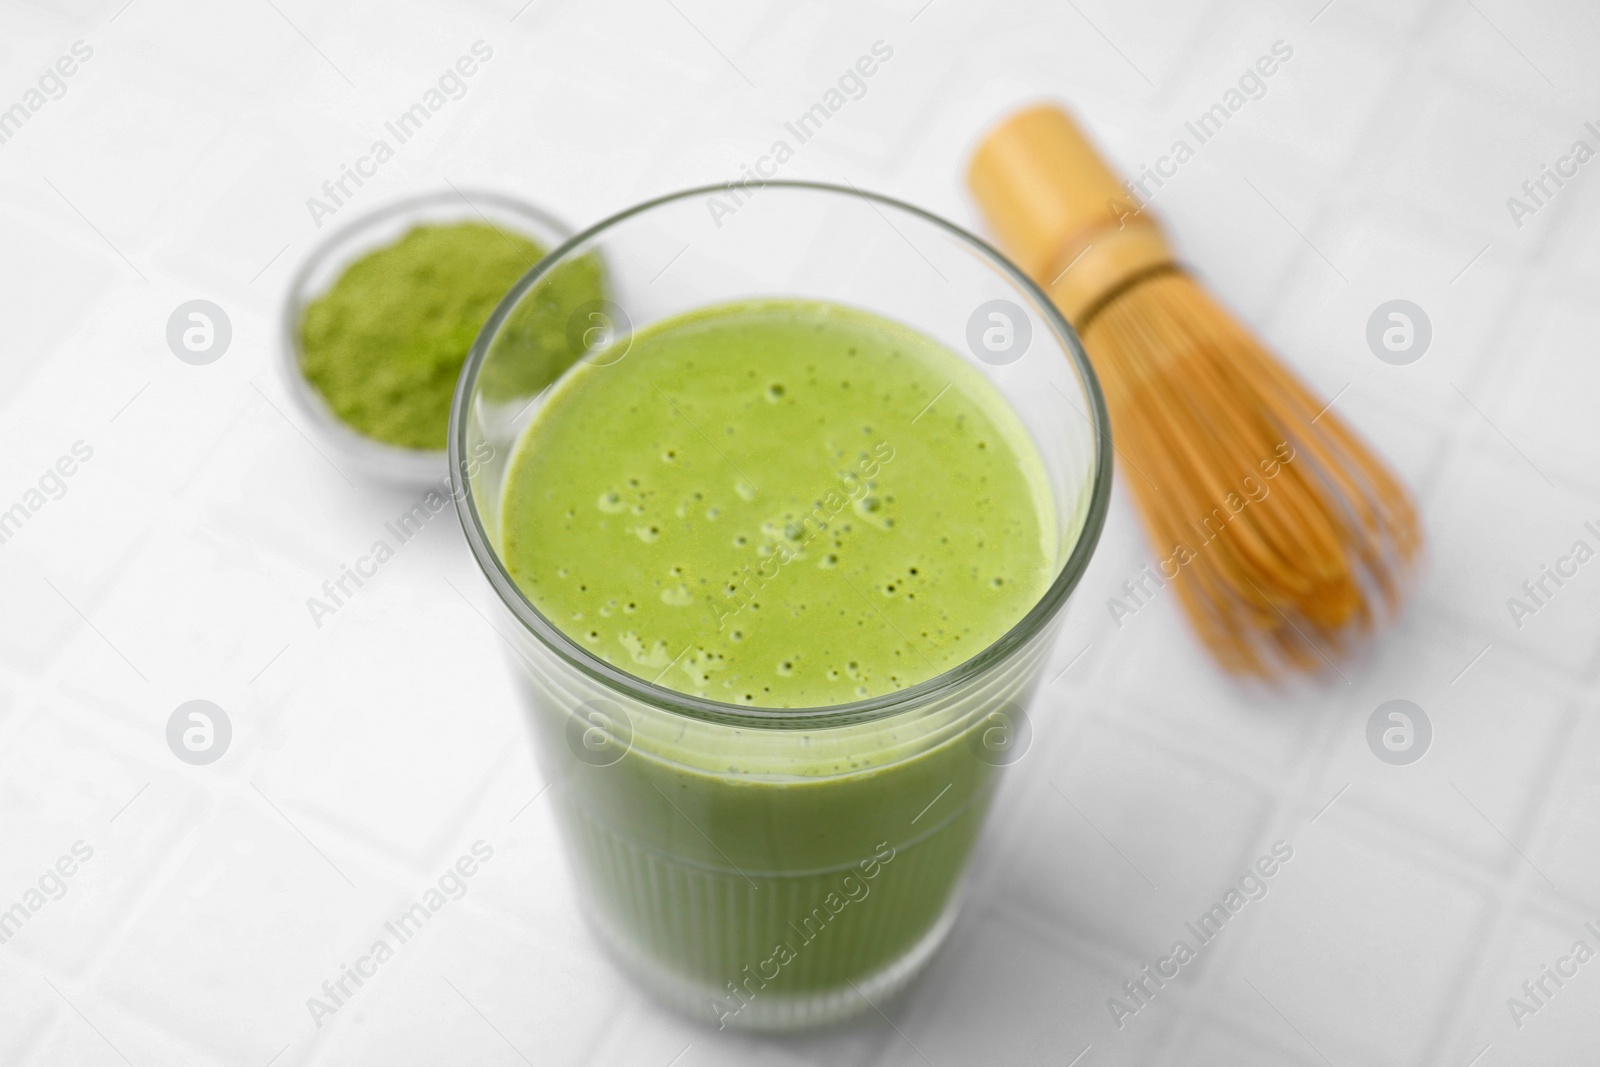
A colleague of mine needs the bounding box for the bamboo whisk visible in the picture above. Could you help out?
[969,105,1420,675]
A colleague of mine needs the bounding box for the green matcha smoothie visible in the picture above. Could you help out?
[501,299,1054,703]
[497,299,1058,1027]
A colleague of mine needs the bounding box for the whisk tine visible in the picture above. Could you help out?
[1087,272,1416,671]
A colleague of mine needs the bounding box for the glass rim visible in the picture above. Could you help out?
[449,179,1114,729]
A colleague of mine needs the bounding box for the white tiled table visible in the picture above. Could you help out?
[2,1,1597,1064]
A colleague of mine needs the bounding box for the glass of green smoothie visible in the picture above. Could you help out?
[450,182,1111,1031]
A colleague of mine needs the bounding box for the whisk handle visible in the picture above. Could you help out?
[968,104,1175,323]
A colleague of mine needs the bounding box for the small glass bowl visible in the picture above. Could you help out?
[279,188,573,488]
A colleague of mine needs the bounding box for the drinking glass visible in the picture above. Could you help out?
[450,182,1111,1030]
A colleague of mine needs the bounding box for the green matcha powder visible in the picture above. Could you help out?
[298,220,603,451]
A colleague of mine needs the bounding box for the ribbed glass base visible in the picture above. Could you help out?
[583,875,963,1031]
[560,796,979,1032]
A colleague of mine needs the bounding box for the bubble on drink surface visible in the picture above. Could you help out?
[660,584,694,606]
[620,631,674,667]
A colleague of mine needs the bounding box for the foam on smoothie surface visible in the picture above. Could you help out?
[499,299,1055,707]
